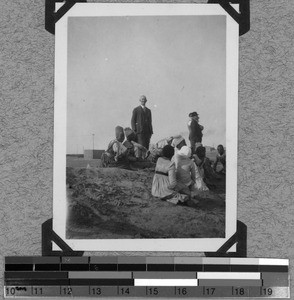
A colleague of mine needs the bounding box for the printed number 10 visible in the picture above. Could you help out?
[6,288,16,295]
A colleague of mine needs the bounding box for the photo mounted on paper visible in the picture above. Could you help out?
[53,3,239,252]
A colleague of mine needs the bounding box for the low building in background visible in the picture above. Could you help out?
[84,149,104,159]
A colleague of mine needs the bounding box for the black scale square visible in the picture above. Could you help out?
[204,264,230,272]
[147,264,174,271]
[118,264,146,271]
[90,264,118,271]
[259,265,288,272]
[61,264,89,271]
[35,264,60,271]
[231,265,259,272]
[5,264,33,271]
[175,264,203,271]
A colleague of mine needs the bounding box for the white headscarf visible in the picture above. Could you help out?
[178,145,191,157]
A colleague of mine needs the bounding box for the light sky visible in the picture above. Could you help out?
[67,15,226,153]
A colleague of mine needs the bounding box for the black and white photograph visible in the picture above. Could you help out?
[53,3,238,251]
[2,0,294,295]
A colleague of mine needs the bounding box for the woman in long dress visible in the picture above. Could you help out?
[152,145,187,205]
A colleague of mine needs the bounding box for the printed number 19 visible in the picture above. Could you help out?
[262,288,273,296]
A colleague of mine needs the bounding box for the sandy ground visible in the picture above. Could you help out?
[66,157,225,239]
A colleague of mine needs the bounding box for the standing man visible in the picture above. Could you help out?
[188,111,204,152]
[131,95,153,150]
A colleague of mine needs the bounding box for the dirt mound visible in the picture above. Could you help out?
[66,167,225,239]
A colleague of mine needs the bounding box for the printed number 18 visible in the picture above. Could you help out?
[234,288,245,296]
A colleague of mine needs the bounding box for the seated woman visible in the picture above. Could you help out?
[122,127,138,162]
[148,135,185,164]
[183,147,209,193]
[151,145,188,205]
[213,144,226,174]
[122,127,155,169]
[174,146,196,199]
[193,162,209,193]
[101,126,130,168]
[123,127,148,160]
[171,135,186,154]
[193,146,219,185]
[148,136,173,163]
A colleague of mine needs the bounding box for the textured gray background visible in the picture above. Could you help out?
[0,0,294,299]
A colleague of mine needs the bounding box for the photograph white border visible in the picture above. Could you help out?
[53,3,238,252]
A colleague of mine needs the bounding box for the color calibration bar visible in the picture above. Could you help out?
[4,257,290,298]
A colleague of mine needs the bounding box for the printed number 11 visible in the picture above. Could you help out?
[33,287,43,295]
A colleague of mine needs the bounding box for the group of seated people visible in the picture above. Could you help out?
[151,136,226,205]
[101,126,226,205]
[100,126,154,170]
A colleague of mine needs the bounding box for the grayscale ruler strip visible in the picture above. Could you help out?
[4,257,290,298]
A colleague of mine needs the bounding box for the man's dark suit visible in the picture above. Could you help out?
[131,106,153,150]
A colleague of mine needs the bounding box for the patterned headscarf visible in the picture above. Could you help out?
[171,135,185,148]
